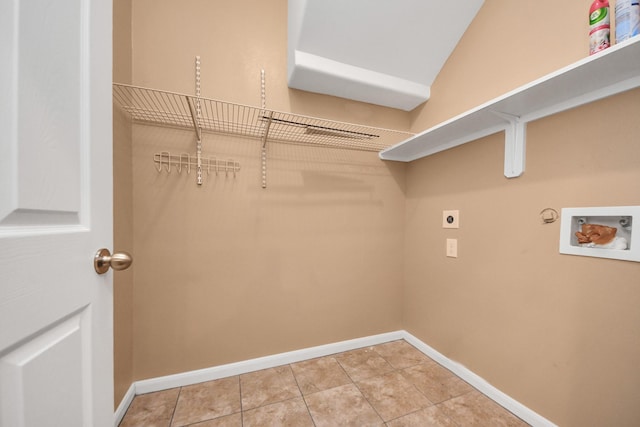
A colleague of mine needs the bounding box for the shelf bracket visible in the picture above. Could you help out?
[186,97,203,141]
[493,111,526,179]
[261,111,273,189]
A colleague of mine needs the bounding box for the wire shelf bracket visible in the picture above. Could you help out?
[112,70,415,187]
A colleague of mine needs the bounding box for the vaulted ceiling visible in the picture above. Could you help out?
[287,0,484,111]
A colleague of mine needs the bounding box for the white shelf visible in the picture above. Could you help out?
[379,37,640,178]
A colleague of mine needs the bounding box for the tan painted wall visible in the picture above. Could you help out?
[113,0,640,424]
[410,1,587,131]
[129,0,406,381]
[405,1,640,426]
[113,0,134,408]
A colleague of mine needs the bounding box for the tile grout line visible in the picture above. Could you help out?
[287,362,318,427]
[336,346,388,424]
[374,345,447,425]
[370,342,432,425]
[361,340,468,426]
[237,375,244,427]
[349,376,386,424]
[382,341,479,425]
[372,342,424,423]
[239,366,311,421]
[168,386,182,427]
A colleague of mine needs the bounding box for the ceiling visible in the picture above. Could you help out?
[287,0,485,111]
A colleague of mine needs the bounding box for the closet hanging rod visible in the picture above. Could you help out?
[258,116,379,140]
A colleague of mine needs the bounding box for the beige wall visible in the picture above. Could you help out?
[112,0,640,425]
[404,1,640,426]
[410,1,588,131]
[113,0,134,408]
[128,0,406,381]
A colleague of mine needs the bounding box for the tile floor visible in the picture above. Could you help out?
[119,340,530,426]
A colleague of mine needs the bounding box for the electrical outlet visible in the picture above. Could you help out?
[443,210,460,229]
[446,238,458,257]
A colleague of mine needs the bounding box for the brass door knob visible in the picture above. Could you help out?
[94,249,133,274]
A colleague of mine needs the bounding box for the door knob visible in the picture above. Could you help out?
[94,249,133,274]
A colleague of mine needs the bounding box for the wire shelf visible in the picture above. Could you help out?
[113,83,414,152]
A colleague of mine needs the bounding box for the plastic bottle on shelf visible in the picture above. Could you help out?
[589,0,611,55]
[615,0,640,43]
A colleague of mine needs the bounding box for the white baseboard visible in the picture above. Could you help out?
[400,331,557,427]
[134,331,404,394]
[117,330,556,427]
[114,382,136,427]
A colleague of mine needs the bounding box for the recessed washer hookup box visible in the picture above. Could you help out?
[559,206,640,263]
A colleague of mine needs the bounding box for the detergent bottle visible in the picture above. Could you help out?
[589,0,611,54]
[615,0,640,42]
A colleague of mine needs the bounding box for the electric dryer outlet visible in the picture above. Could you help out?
[443,210,460,229]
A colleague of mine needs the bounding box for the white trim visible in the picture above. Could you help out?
[134,331,404,394]
[400,331,557,427]
[116,330,556,427]
[288,50,430,111]
[113,382,136,427]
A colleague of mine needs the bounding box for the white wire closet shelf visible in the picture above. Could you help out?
[113,83,415,152]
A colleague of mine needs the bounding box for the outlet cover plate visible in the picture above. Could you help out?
[446,238,458,257]
[443,210,460,229]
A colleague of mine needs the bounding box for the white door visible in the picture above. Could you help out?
[0,0,114,426]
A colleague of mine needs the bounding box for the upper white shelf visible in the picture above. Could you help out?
[379,37,640,177]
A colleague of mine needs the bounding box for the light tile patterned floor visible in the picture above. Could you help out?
[119,340,530,426]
